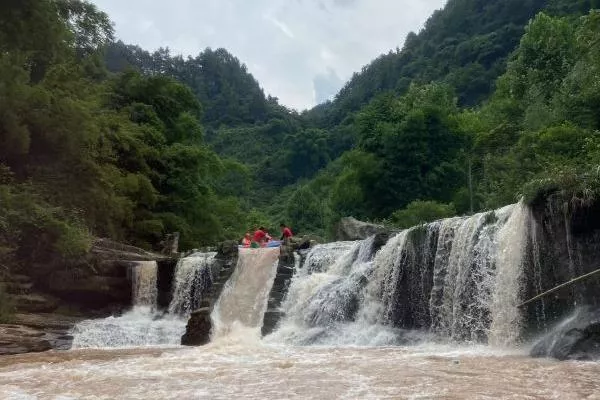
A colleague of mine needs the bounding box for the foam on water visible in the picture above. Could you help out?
[269,202,532,346]
[1,344,598,400]
[71,307,186,349]
[71,252,219,348]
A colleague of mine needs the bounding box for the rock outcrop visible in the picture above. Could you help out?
[261,253,296,336]
[0,312,83,355]
[335,217,388,241]
[531,306,600,361]
[524,195,600,335]
[0,238,176,355]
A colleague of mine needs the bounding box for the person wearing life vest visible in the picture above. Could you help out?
[252,226,268,248]
[241,232,252,248]
[280,223,293,245]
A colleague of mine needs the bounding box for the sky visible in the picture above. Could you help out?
[90,0,447,111]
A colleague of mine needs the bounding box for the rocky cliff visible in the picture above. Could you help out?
[524,194,600,334]
[0,238,175,355]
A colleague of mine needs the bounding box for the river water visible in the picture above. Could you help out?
[1,342,599,399]
[1,204,599,399]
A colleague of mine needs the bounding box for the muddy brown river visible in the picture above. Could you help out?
[1,343,599,399]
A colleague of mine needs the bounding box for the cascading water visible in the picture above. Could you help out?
[72,254,217,349]
[267,236,416,345]
[268,202,532,347]
[211,247,280,341]
[132,261,159,308]
[168,252,216,315]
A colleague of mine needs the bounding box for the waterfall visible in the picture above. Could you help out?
[269,202,532,346]
[488,203,529,346]
[211,248,280,341]
[72,253,216,349]
[132,261,158,308]
[168,252,217,315]
[267,238,415,346]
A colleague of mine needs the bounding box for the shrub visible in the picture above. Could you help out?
[391,200,457,229]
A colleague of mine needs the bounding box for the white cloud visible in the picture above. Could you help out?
[91,0,447,110]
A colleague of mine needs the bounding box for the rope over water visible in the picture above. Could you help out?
[518,267,600,308]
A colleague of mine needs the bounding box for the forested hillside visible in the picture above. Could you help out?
[2,0,600,279]
[278,0,600,235]
[104,41,338,210]
[0,0,254,279]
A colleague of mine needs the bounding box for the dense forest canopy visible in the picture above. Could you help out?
[2,0,600,277]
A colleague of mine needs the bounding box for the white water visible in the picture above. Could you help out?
[270,203,532,346]
[488,203,530,346]
[71,260,186,348]
[211,247,280,341]
[72,253,216,349]
[268,237,412,346]
[71,307,187,349]
[168,252,217,315]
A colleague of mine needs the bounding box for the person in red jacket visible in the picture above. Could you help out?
[252,226,268,247]
[280,223,293,244]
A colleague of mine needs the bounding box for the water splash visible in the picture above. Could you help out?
[71,307,186,348]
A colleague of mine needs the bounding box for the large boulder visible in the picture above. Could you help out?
[335,217,388,241]
[530,306,600,361]
[181,308,212,346]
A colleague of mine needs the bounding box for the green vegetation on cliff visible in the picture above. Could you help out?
[3,0,600,268]
[0,0,248,273]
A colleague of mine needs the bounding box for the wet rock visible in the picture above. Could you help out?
[261,261,296,337]
[47,271,130,309]
[181,308,212,346]
[12,313,83,331]
[13,293,60,313]
[0,325,52,355]
[335,217,387,241]
[217,240,238,259]
[530,306,600,361]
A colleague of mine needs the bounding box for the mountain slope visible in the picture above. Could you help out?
[306,0,584,128]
